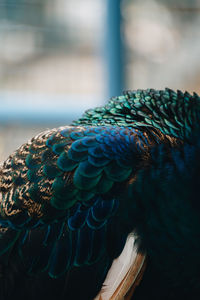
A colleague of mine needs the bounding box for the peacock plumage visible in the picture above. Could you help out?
[0,88,200,300]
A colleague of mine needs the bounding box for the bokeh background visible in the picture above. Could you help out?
[0,0,200,160]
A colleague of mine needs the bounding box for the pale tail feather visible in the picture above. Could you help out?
[94,233,146,300]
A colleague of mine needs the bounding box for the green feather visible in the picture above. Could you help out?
[76,190,95,202]
[77,161,102,178]
[43,165,63,179]
[73,169,102,190]
[95,175,113,194]
[104,162,132,182]
[50,195,76,209]
[57,151,78,171]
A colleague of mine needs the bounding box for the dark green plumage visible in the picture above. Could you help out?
[74,88,200,139]
[0,88,200,299]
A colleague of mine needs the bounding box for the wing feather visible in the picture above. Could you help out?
[0,125,156,277]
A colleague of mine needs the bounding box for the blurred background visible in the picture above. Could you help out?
[0,0,200,160]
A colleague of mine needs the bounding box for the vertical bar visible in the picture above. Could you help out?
[105,0,124,99]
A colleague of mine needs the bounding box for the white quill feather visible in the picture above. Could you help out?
[94,233,143,300]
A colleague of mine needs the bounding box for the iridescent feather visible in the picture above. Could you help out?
[0,88,200,300]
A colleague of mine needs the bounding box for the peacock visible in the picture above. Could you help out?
[0,88,200,300]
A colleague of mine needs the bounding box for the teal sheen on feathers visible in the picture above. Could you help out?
[74,88,200,139]
[0,88,200,300]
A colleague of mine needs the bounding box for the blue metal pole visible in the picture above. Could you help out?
[105,0,124,99]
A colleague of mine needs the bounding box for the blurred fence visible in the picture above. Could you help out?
[0,0,200,159]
